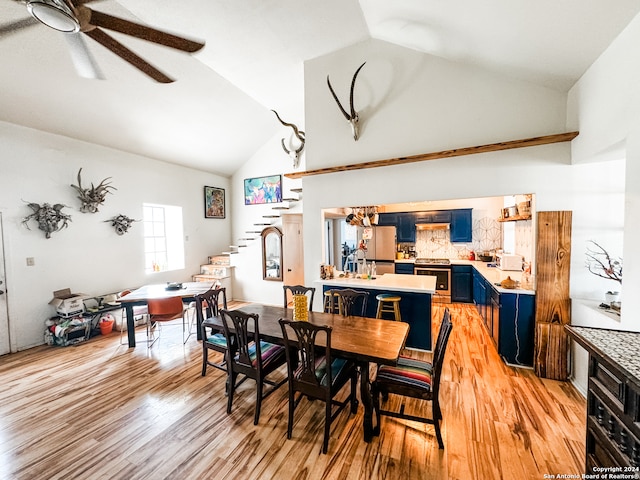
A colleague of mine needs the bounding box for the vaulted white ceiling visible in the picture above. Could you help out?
[1,0,639,175]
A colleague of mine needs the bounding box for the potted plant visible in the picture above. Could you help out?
[585,240,622,308]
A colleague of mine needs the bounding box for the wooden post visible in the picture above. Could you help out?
[534,211,572,380]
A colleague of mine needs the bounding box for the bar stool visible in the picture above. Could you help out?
[323,290,340,314]
[376,294,402,321]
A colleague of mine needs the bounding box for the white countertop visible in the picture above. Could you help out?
[315,273,436,294]
[394,258,416,263]
[452,259,535,294]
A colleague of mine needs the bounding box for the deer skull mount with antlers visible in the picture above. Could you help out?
[327,61,366,141]
[271,110,305,169]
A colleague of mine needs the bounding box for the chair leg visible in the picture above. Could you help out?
[254,379,263,425]
[201,345,208,377]
[227,372,236,414]
[432,398,444,449]
[323,397,331,454]
[287,390,295,440]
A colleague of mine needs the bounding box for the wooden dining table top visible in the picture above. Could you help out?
[206,303,409,366]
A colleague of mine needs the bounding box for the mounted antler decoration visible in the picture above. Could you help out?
[271,110,305,169]
[70,168,117,213]
[22,201,72,239]
[104,214,139,235]
[327,61,366,141]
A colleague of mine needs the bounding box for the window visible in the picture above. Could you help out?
[143,203,185,274]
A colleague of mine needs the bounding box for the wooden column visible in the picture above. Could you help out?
[534,211,572,380]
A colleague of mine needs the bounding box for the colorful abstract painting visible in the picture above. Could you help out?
[244,175,282,205]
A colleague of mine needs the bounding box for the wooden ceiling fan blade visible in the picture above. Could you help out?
[83,28,173,83]
[0,17,40,38]
[86,9,204,53]
[65,33,104,79]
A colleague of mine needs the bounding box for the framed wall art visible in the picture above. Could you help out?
[244,174,282,205]
[204,186,225,219]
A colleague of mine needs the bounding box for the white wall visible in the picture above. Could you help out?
[0,121,231,351]
[229,131,303,305]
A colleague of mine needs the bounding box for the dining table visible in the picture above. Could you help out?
[118,282,215,347]
[203,303,410,442]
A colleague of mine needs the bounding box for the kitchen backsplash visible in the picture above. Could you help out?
[415,216,503,259]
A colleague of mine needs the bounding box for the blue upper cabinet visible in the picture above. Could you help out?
[450,208,472,243]
[396,213,416,242]
[376,213,398,226]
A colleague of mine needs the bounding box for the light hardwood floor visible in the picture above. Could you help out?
[0,302,586,479]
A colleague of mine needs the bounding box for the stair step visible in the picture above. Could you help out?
[230,244,247,248]
[246,230,262,234]
[263,215,280,218]
[254,223,272,226]
[290,188,302,193]
[272,206,290,210]
[238,237,256,240]
[221,251,239,255]
[282,197,298,202]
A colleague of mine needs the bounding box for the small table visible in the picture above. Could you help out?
[204,303,409,442]
[119,282,214,347]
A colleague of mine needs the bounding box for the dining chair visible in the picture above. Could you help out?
[220,309,288,425]
[196,287,228,376]
[146,296,190,348]
[117,289,149,346]
[279,319,359,454]
[332,288,368,317]
[283,284,316,310]
[372,307,453,449]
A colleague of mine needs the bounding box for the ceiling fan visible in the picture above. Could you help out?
[0,0,205,82]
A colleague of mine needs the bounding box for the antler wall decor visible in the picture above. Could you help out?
[104,214,139,235]
[22,201,72,239]
[327,61,366,141]
[271,110,305,169]
[70,168,117,213]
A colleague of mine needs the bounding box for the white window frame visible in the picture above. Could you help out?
[143,203,185,274]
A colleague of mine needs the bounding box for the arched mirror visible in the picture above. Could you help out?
[262,226,283,281]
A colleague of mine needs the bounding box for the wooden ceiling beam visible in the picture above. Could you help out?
[284,131,579,179]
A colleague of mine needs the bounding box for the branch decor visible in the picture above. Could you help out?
[105,214,139,235]
[22,202,72,239]
[70,168,117,213]
[586,240,622,284]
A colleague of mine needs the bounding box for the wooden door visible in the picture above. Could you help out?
[282,214,304,305]
[0,213,10,355]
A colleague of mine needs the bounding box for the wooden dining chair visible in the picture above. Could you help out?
[279,319,359,454]
[196,288,228,376]
[283,284,316,310]
[332,288,368,317]
[372,307,453,448]
[146,296,190,348]
[220,309,288,425]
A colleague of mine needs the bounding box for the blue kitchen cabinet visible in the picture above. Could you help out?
[394,263,414,275]
[495,290,535,366]
[376,213,398,226]
[396,212,416,242]
[451,265,473,303]
[472,269,487,324]
[416,210,451,223]
[450,209,473,243]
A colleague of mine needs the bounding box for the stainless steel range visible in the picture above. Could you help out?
[414,258,451,303]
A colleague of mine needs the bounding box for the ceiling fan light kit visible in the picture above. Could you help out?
[27,0,80,33]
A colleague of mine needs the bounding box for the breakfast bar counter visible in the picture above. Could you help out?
[315,274,436,351]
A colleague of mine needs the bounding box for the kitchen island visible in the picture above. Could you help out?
[315,274,436,351]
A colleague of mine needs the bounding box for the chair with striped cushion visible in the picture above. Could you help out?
[220,309,288,425]
[372,307,453,448]
[197,288,228,376]
[279,319,359,454]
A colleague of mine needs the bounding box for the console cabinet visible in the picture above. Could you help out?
[566,327,640,474]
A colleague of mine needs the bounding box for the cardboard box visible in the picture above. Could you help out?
[49,288,87,317]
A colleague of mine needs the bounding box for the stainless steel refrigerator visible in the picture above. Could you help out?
[365,226,397,274]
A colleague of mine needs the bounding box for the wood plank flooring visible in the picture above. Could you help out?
[0,302,586,479]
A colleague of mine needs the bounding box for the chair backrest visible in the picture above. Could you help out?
[220,309,263,374]
[279,319,333,397]
[147,296,184,319]
[283,285,316,310]
[195,287,228,324]
[332,289,368,317]
[431,308,453,399]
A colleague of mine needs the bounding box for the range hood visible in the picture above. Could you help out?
[416,223,450,231]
